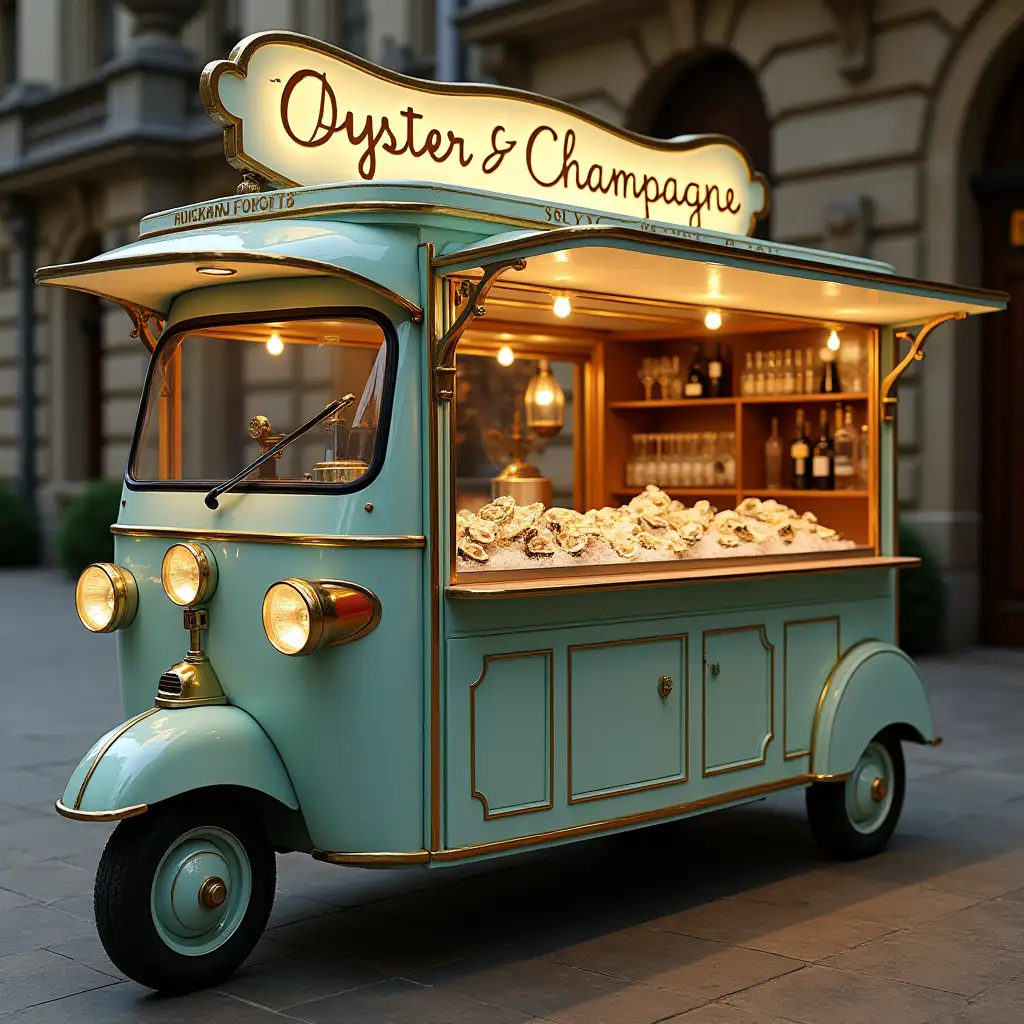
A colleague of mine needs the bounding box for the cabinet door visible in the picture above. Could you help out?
[702,626,774,776]
[569,635,688,803]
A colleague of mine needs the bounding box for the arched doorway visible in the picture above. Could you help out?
[62,234,104,480]
[978,58,1024,644]
[639,52,772,238]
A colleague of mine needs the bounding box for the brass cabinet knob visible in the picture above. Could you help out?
[709,662,721,677]
[658,674,673,698]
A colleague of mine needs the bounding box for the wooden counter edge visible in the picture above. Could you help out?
[445,554,921,599]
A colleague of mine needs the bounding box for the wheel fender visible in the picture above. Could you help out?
[59,706,299,818]
[811,640,937,778]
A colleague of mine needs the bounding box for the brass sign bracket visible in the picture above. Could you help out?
[124,304,166,351]
[880,312,966,422]
[434,257,526,401]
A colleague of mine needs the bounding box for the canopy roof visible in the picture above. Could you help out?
[433,226,1006,327]
[35,219,423,328]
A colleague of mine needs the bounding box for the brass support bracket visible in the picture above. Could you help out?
[124,304,165,351]
[433,257,526,401]
[880,312,966,422]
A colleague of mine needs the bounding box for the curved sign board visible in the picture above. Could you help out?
[202,32,769,236]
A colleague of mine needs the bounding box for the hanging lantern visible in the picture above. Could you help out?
[524,358,565,438]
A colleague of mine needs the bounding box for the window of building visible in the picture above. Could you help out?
[334,0,367,55]
[95,0,117,65]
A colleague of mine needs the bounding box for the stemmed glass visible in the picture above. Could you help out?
[638,359,656,402]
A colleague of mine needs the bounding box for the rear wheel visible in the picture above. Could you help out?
[95,795,275,993]
[806,731,905,860]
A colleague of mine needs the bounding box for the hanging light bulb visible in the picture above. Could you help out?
[552,295,572,319]
[524,358,565,438]
[496,345,515,366]
[266,332,284,356]
[827,329,841,351]
[704,310,722,330]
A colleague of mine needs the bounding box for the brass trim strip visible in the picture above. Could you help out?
[470,651,555,819]
[702,626,775,778]
[35,252,423,323]
[55,799,148,823]
[430,774,812,862]
[111,525,426,548]
[782,616,841,761]
[73,707,161,810]
[807,639,879,772]
[432,226,1008,312]
[312,849,431,865]
[566,634,689,804]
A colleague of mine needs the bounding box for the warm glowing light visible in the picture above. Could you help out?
[704,310,722,330]
[827,329,841,351]
[266,332,284,356]
[534,385,555,406]
[496,345,515,366]
[196,266,236,277]
[552,295,572,318]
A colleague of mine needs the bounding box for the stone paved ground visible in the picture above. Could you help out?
[2,568,1023,1022]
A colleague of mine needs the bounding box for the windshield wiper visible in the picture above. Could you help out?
[204,395,355,510]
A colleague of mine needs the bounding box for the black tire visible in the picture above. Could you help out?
[95,794,276,994]
[806,731,905,860]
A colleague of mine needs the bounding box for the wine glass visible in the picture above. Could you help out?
[638,359,655,402]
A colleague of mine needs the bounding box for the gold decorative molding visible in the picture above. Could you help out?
[111,524,425,548]
[56,799,148,822]
[701,625,774,778]
[72,707,161,810]
[125,304,166,351]
[433,258,526,400]
[881,313,965,422]
[470,650,555,820]
[312,849,430,865]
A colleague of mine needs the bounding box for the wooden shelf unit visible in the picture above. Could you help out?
[598,325,877,548]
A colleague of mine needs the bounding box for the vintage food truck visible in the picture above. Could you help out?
[37,32,1006,993]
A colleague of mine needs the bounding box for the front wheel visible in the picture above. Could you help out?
[806,731,905,860]
[95,795,276,993]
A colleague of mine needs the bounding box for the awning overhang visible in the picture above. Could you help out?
[432,225,1007,327]
[35,219,423,348]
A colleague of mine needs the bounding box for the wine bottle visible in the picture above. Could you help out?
[684,343,708,397]
[811,408,834,490]
[790,408,811,490]
[833,405,857,490]
[708,341,725,397]
[820,347,842,393]
[804,347,815,393]
[765,416,782,490]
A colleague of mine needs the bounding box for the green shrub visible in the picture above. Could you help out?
[898,521,945,655]
[57,479,122,577]
[0,483,40,567]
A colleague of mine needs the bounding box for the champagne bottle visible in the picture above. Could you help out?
[684,343,708,398]
[765,416,782,490]
[811,408,834,490]
[790,408,811,490]
[833,405,857,490]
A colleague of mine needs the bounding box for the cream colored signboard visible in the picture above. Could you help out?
[203,33,769,236]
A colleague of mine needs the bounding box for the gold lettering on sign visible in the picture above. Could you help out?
[173,192,296,226]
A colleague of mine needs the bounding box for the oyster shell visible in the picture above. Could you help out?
[736,497,762,517]
[497,514,534,542]
[526,530,556,557]
[635,530,663,550]
[543,507,585,530]
[612,535,641,559]
[557,529,588,555]
[458,540,488,562]
[815,526,839,542]
[467,521,496,544]
[477,496,516,523]
[776,523,795,544]
[716,532,741,548]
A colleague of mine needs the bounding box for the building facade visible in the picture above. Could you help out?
[2,0,1023,646]
[0,0,433,524]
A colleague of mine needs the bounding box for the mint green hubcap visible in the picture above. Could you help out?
[150,827,252,956]
[845,741,896,835]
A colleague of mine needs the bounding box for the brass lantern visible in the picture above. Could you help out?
[524,359,565,438]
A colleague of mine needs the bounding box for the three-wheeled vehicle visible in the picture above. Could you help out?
[38,32,1007,993]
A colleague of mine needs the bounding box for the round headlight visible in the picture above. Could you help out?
[161,542,217,607]
[262,578,381,656]
[75,563,138,633]
[262,579,318,655]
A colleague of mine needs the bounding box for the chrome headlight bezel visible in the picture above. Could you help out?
[75,563,138,633]
[160,542,218,607]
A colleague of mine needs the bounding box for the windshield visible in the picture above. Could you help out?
[130,313,394,491]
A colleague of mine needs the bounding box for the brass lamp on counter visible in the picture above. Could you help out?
[486,359,565,506]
